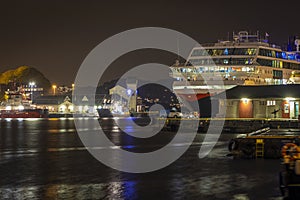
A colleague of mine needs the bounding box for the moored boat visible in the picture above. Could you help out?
[0,109,48,118]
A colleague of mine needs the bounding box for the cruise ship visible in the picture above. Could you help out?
[170,31,300,100]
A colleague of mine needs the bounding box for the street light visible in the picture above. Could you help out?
[29,82,36,103]
[52,85,57,95]
[71,83,75,96]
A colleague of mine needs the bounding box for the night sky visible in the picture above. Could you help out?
[0,0,299,85]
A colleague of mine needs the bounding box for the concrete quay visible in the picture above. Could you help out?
[162,118,300,133]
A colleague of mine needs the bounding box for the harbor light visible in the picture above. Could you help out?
[18,105,24,110]
[241,98,249,104]
[52,85,57,95]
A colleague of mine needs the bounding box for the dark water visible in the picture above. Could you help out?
[0,118,283,200]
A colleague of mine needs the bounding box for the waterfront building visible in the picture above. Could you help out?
[213,85,300,119]
[35,94,106,114]
[35,95,72,113]
[71,93,107,115]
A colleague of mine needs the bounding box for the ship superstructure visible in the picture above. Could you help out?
[170,31,300,98]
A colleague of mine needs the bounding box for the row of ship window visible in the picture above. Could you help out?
[187,58,254,66]
[256,59,300,69]
[186,58,300,70]
[172,67,291,77]
[258,49,299,60]
[190,48,299,61]
[190,48,257,56]
[172,66,255,73]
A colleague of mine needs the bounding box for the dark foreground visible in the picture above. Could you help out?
[0,118,284,200]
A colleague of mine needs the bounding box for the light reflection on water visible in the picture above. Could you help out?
[0,186,39,200]
[0,118,284,199]
[0,182,137,200]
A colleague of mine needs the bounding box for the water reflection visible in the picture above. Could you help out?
[0,186,39,199]
[0,118,284,199]
[44,180,136,199]
[45,184,108,199]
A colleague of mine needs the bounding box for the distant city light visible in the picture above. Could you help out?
[29,82,36,102]
[29,82,35,87]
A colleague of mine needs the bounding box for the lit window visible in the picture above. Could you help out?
[247,49,251,55]
[212,49,217,56]
[267,100,276,106]
[282,52,287,59]
[224,48,229,55]
[259,101,265,105]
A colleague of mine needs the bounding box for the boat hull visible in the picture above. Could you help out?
[0,109,48,118]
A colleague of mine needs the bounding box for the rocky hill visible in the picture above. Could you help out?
[0,66,51,91]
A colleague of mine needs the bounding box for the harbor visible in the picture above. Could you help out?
[0,0,300,198]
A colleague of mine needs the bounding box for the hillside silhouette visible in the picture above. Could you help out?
[0,66,51,91]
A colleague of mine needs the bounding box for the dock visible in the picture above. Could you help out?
[159,117,300,133]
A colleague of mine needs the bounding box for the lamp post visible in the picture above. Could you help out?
[29,82,35,103]
[71,83,75,96]
[52,85,57,95]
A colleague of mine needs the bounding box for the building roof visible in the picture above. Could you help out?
[34,95,67,105]
[72,94,107,105]
[35,94,108,105]
[213,84,300,99]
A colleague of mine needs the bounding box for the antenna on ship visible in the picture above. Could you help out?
[176,34,180,60]
[174,33,180,66]
[265,32,270,42]
[233,31,239,42]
